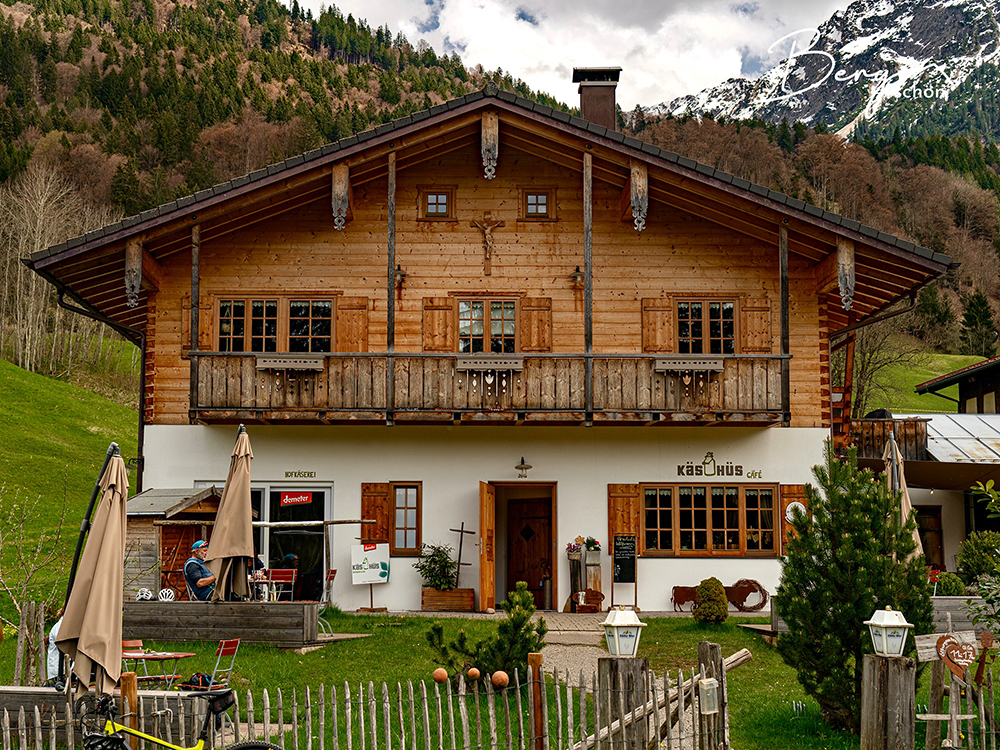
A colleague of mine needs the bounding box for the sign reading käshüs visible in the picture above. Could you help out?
[351,543,390,585]
[676,451,763,479]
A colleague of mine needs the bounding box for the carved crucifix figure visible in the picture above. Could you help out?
[470,216,504,275]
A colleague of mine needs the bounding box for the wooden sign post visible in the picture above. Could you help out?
[611,534,637,609]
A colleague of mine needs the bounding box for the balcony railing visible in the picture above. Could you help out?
[189,353,787,425]
[845,418,930,461]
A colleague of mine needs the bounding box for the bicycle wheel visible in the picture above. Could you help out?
[224,742,283,750]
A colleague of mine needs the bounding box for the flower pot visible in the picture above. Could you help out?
[566,551,582,562]
[584,549,601,565]
[421,587,475,612]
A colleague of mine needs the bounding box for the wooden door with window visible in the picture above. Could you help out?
[479,482,496,611]
[507,498,551,609]
[914,506,944,569]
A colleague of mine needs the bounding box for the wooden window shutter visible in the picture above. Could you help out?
[361,483,390,544]
[741,297,772,353]
[422,298,455,352]
[641,298,673,353]
[779,484,808,553]
[519,297,552,352]
[607,484,641,551]
[336,297,369,352]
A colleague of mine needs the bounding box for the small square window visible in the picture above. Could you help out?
[419,187,456,220]
[520,188,556,221]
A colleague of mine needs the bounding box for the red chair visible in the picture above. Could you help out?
[264,569,297,601]
[179,639,240,690]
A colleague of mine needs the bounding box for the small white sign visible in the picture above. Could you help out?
[351,543,390,585]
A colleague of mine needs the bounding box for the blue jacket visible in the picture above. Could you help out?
[184,557,215,601]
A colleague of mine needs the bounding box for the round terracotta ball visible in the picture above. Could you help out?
[491,671,509,688]
[467,667,481,681]
[433,668,448,684]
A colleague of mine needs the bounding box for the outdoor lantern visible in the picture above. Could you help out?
[699,678,719,715]
[601,606,647,657]
[864,606,914,657]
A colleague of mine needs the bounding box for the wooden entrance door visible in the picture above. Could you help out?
[914,505,944,568]
[479,482,496,612]
[507,498,551,609]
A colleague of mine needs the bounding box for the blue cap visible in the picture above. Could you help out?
[192,540,208,550]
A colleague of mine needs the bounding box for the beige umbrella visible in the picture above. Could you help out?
[57,453,128,695]
[883,430,924,560]
[207,425,254,601]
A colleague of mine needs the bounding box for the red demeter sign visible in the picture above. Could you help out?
[280,491,313,506]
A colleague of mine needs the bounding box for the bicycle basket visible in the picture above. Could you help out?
[208,690,235,715]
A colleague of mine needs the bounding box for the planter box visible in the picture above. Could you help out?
[421,587,475,612]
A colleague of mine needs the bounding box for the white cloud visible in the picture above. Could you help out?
[299,0,851,109]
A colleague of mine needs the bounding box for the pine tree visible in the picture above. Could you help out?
[775,444,932,734]
[959,289,998,357]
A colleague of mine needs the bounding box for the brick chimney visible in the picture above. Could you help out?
[572,67,622,131]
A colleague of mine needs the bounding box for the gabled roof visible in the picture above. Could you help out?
[915,356,994,394]
[127,486,222,517]
[25,85,955,340]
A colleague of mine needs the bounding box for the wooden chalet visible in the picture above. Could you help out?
[27,70,955,611]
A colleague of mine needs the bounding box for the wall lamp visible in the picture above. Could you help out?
[515,457,532,478]
[394,264,407,301]
[569,266,584,289]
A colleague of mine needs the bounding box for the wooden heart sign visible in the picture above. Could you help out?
[937,634,977,679]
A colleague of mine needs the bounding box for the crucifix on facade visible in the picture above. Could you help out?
[471,216,504,275]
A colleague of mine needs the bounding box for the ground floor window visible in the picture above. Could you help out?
[642,483,776,556]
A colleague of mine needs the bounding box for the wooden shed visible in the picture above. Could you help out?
[126,486,222,600]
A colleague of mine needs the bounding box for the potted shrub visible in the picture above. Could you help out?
[413,543,475,612]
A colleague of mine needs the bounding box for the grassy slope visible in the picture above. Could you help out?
[0,358,138,623]
[879,353,983,413]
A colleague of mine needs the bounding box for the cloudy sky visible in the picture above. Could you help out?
[299,0,853,109]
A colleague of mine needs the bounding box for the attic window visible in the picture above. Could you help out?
[419,187,455,220]
[520,188,556,220]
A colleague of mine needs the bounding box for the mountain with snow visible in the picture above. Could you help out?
[657,0,1000,137]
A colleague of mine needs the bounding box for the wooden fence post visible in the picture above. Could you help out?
[698,641,725,749]
[528,653,544,750]
[860,654,915,750]
[598,657,649,750]
[122,672,139,750]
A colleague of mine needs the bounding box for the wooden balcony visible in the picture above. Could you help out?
[190,353,787,425]
[845,418,930,461]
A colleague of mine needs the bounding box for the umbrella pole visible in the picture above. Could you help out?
[58,442,118,688]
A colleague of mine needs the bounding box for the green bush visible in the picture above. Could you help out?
[412,544,458,590]
[957,531,1000,583]
[693,577,728,624]
[935,572,966,596]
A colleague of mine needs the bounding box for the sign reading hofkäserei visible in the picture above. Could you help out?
[613,534,636,584]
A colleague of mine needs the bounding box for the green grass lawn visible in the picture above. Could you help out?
[0,358,138,625]
[880,352,983,413]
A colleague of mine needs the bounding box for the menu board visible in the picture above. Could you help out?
[613,534,637,584]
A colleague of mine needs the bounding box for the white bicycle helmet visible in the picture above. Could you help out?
[135,588,154,601]
[157,588,176,601]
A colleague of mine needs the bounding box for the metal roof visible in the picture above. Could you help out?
[904,413,1000,463]
[127,486,222,517]
[27,86,954,270]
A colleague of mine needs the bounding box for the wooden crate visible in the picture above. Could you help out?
[421,588,475,612]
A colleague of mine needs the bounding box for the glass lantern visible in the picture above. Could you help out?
[601,607,647,657]
[863,606,914,656]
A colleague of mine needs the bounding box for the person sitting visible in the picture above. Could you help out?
[184,540,216,601]
[46,607,66,688]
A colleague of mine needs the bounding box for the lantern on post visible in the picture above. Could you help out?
[601,607,647,657]
[864,606,914,657]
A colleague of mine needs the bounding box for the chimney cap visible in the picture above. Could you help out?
[572,67,622,84]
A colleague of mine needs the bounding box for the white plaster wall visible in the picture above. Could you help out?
[908,488,966,572]
[143,424,827,611]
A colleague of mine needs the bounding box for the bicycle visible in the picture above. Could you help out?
[78,690,281,750]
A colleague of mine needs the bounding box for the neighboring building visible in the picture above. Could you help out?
[26,71,954,611]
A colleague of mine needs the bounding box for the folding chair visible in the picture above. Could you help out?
[121,639,150,680]
[178,638,240,691]
[264,569,297,601]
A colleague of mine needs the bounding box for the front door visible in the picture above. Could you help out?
[479,482,496,611]
[507,498,552,609]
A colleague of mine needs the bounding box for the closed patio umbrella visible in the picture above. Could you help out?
[883,430,924,560]
[57,451,128,695]
[207,425,254,601]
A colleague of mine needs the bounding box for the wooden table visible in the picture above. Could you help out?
[122,650,196,689]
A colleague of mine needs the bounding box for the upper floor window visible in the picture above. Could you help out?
[217,297,334,353]
[419,187,455,220]
[520,188,555,220]
[677,299,736,354]
[458,299,517,353]
[642,483,775,556]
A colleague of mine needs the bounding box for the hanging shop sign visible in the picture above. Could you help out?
[280,491,313,506]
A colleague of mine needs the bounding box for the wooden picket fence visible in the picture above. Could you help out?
[0,648,748,750]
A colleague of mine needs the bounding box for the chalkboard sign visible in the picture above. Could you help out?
[613,535,636,584]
